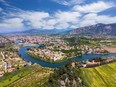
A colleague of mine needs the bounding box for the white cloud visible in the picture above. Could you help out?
[0,0,116,32]
[96,15,116,24]
[52,0,85,6]
[0,18,24,31]
[51,11,81,29]
[0,0,11,6]
[19,11,49,21]
[18,11,50,29]
[54,11,81,23]
[1,9,116,31]
[16,10,81,29]
[73,1,114,13]
[0,8,3,12]
[42,19,57,29]
[55,23,69,29]
[79,13,116,27]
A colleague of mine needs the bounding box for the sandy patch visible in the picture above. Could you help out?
[103,47,116,53]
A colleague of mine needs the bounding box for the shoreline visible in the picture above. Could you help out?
[26,51,69,63]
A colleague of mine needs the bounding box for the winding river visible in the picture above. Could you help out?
[18,45,116,68]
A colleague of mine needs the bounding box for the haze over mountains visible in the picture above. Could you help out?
[1,23,116,36]
[0,29,71,35]
[17,29,70,35]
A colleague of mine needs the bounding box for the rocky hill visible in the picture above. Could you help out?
[70,23,116,36]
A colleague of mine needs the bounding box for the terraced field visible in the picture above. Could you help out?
[81,62,116,87]
[0,64,53,87]
[8,68,53,87]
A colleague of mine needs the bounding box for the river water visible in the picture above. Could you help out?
[18,45,116,68]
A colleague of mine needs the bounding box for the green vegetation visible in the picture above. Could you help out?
[0,65,38,87]
[81,62,116,87]
[27,51,66,63]
[0,65,53,87]
[26,51,56,63]
[63,37,98,46]
[27,50,81,63]
[0,55,2,60]
[8,67,53,87]
[88,57,107,62]
[64,37,79,46]
[41,62,87,87]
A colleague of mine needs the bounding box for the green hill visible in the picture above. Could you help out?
[81,62,116,87]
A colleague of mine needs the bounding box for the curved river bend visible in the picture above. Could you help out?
[19,45,116,68]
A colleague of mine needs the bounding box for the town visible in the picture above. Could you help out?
[27,36,109,62]
[0,35,116,87]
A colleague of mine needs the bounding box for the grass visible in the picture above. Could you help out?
[81,62,116,87]
[8,67,53,87]
[0,65,53,87]
[0,65,38,87]
[0,55,2,60]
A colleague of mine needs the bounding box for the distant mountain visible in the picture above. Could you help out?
[70,23,116,36]
[1,23,116,36]
[1,29,71,35]
[21,29,72,35]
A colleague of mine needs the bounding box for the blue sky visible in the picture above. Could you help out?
[0,0,116,32]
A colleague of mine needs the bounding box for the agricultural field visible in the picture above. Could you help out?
[0,64,53,87]
[81,62,116,87]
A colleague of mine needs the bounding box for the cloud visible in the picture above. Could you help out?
[0,0,11,6]
[4,10,81,29]
[52,0,85,6]
[42,11,81,29]
[73,1,114,13]
[1,9,116,31]
[54,11,81,23]
[51,11,81,29]
[18,11,50,29]
[0,0,116,32]
[79,13,116,27]
[0,18,24,32]
[0,8,3,12]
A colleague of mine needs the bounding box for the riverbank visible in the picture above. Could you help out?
[26,51,69,63]
[19,45,116,68]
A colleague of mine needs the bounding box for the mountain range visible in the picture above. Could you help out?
[1,23,116,36]
[70,23,116,36]
[0,29,71,35]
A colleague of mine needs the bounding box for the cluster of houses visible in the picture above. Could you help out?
[28,49,65,61]
[28,40,108,62]
[81,45,108,54]
[0,37,10,43]
[82,56,116,68]
[27,38,81,61]
[28,40,67,61]
[0,51,31,77]
[1,35,62,46]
